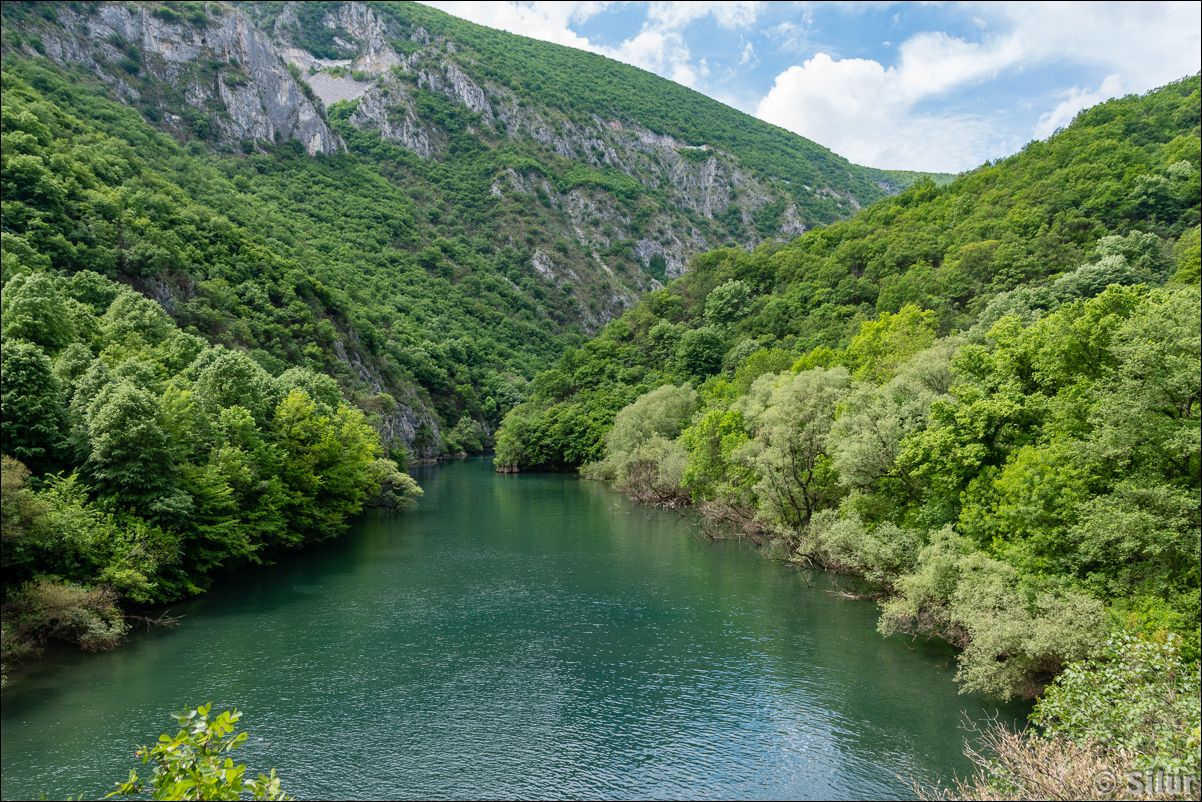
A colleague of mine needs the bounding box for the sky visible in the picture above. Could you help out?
[422,1,1201,173]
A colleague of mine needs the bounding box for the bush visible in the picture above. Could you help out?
[5,578,127,653]
[112,704,291,801]
[675,326,726,379]
[879,528,1107,699]
[1032,633,1201,775]
[917,634,1201,800]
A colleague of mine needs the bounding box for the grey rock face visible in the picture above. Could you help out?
[331,339,443,459]
[349,77,433,158]
[305,72,372,106]
[439,62,493,123]
[330,2,401,74]
[16,0,863,334]
[778,205,807,241]
[37,3,342,155]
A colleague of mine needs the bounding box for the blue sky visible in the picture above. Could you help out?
[423,1,1201,172]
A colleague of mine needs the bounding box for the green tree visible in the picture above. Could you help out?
[0,339,66,469]
[704,279,752,327]
[110,704,291,801]
[843,304,937,384]
[675,326,725,379]
[735,367,850,530]
[1032,633,1201,774]
[1170,225,1201,284]
[84,381,179,512]
[1,272,77,352]
[195,350,274,427]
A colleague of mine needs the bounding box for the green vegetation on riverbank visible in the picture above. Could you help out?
[494,77,1202,708]
[0,0,944,672]
[111,704,292,801]
[0,66,424,671]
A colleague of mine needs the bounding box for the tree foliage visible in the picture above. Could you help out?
[495,78,1202,706]
[110,704,291,801]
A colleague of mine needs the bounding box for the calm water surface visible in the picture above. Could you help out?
[1,457,1028,800]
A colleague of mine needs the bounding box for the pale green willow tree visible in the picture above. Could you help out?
[583,383,697,503]
[734,366,851,531]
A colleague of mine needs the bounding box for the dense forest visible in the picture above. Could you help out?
[493,76,1202,779]
[0,0,946,462]
[1,0,1199,794]
[0,0,934,673]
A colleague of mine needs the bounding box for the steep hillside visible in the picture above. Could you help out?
[495,76,1201,471]
[2,1,945,318]
[0,0,946,463]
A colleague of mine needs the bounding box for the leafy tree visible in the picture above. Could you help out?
[843,304,937,384]
[194,350,274,427]
[0,339,65,470]
[585,383,696,498]
[1170,225,1201,284]
[110,704,291,801]
[601,383,697,459]
[735,367,850,531]
[675,326,726,379]
[84,381,179,513]
[1,273,76,352]
[1032,633,1201,775]
[704,280,752,327]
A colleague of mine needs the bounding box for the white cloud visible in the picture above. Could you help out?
[422,1,608,52]
[738,39,756,66]
[755,1,1201,171]
[645,1,761,30]
[755,58,1005,171]
[755,34,1023,171]
[997,2,1200,90]
[1033,74,1124,138]
[768,15,813,52]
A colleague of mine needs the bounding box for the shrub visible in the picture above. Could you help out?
[1032,633,1201,775]
[6,578,127,653]
[111,704,291,801]
[917,634,1201,800]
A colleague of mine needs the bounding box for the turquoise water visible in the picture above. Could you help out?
[0,457,1027,800]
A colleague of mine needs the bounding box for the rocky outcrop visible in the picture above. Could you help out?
[331,339,442,459]
[633,223,708,280]
[305,71,372,106]
[31,3,341,155]
[348,77,434,158]
[416,61,494,125]
[778,205,807,241]
[328,2,401,74]
[9,0,889,334]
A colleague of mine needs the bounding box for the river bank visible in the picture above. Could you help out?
[1,456,1030,801]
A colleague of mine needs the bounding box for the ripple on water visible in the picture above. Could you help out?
[1,458,1029,801]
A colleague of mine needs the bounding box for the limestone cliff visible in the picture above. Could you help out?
[20,2,340,155]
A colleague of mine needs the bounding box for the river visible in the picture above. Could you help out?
[0,456,1028,800]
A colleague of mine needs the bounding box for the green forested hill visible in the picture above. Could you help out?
[0,0,940,666]
[0,0,946,463]
[1,0,1198,733]
[492,77,1201,708]
[495,77,1200,471]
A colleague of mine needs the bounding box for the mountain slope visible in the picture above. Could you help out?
[0,0,947,461]
[489,77,1201,703]
[3,1,946,315]
[493,75,1200,471]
